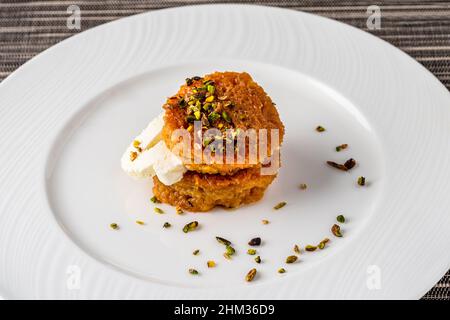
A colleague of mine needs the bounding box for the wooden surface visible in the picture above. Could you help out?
[0,0,449,300]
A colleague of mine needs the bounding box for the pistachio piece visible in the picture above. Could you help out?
[331,224,343,237]
[183,221,199,233]
[286,255,298,264]
[245,268,257,282]
[274,202,286,210]
[216,236,231,246]
[248,237,261,246]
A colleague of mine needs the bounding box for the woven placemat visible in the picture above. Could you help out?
[0,0,449,300]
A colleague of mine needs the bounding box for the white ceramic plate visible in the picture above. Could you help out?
[0,5,449,300]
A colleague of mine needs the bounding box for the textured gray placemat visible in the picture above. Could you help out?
[0,0,448,300]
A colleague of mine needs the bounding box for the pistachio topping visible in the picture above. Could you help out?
[176,207,184,215]
[286,255,298,264]
[163,222,171,228]
[222,111,231,123]
[305,245,317,252]
[299,183,308,190]
[247,249,257,255]
[183,221,199,233]
[150,196,159,203]
[192,249,200,255]
[262,219,270,225]
[294,244,301,254]
[135,220,145,225]
[273,202,287,210]
[278,268,286,274]
[245,268,257,282]
[336,215,345,223]
[254,256,261,264]
[331,224,343,237]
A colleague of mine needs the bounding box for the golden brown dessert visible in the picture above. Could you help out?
[153,71,284,212]
[162,72,284,175]
[153,167,276,212]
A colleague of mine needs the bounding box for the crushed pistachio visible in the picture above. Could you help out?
[286,255,298,264]
[305,245,317,252]
[318,238,329,249]
[278,268,286,274]
[183,221,199,233]
[205,95,215,103]
[154,207,164,214]
[245,268,257,282]
[223,253,232,260]
[109,223,119,230]
[316,125,326,132]
[336,215,345,223]
[247,249,257,255]
[294,244,301,254]
[331,224,342,237]
[357,176,366,186]
[193,249,200,255]
[248,237,261,246]
[254,256,261,264]
[216,236,232,246]
[135,220,145,225]
[299,183,307,190]
[208,112,220,123]
[274,202,286,210]
[188,268,199,275]
[226,245,236,256]
[176,207,184,215]
[150,196,159,203]
[344,158,356,170]
[262,219,269,225]
[326,158,356,171]
[133,140,141,149]
[336,144,348,152]
[207,260,216,268]
[130,151,138,161]
[222,111,231,123]
[207,85,215,94]
[163,222,171,228]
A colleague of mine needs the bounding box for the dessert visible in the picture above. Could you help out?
[121,71,284,212]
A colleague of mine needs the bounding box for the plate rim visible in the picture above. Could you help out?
[0,4,449,299]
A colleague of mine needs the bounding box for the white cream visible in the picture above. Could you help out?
[121,112,186,185]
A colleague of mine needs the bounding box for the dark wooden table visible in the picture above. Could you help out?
[0,0,449,300]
